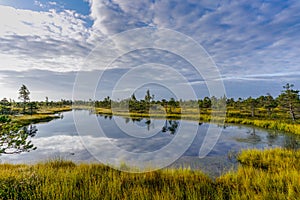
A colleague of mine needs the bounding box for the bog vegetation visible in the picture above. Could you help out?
[0,84,299,199]
[0,148,299,199]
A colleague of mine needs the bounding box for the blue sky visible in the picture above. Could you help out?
[0,0,299,101]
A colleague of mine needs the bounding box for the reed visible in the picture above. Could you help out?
[217,148,300,199]
[0,148,299,199]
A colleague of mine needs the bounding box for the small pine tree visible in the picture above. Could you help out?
[18,84,30,114]
[278,83,299,121]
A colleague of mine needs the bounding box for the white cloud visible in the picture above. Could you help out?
[0,0,300,100]
[88,0,154,36]
[85,0,298,79]
[34,0,46,9]
[2,1,300,76]
[0,5,93,72]
[49,1,57,6]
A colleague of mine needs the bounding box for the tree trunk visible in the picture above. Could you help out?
[267,108,271,116]
[289,103,296,121]
[23,102,26,114]
[30,104,33,115]
[251,106,255,117]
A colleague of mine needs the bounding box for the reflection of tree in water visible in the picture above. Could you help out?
[137,118,179,134]
[217,124,228,129]
[283,136,300,150]
[145,119,151,131]
[96,113,112,120]
[266,132,278,147]
[245,127,261,144]
[162,120,179,135]
[236,127,262,144]
[131,118,142,122]
[102,115,112,120]
[0,124,38,155]
[100,114,180,135]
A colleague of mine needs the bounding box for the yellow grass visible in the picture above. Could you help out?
[0,148,299,199]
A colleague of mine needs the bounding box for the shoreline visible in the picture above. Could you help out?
[92,107,300,135]
[10,106,298,135]
[10,106,72,126]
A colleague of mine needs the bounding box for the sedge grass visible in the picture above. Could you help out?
[0,161,215,200]
[12,114,60,126]
[217,148,300,199]
[0,148,299,199]
[37,106,72,114]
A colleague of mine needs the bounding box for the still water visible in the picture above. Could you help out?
[1,110,299,176]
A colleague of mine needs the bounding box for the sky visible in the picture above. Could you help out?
[0,0,299,101]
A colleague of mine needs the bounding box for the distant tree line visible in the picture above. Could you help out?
[0,85,72,115]
[90,84,300,121]
[0,83,299,121]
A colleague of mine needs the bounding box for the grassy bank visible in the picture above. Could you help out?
[217,148,300,199]
[95,108,300,135]
[37,106,72,114]
[12,114,60,126]
[225,117,300,135]
[0,148,299,199]
[10,106,72,126]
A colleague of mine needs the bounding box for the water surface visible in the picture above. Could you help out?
[1,110,299,176]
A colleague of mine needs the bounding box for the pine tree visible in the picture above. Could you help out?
[18,84,30,114]
[278,83,299,121]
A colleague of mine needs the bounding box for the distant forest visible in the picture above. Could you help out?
[1,83,299,121]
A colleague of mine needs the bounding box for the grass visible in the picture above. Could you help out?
[12,114,60,126]
[0,161,214,200]
[0,148,299,199]
[225,118,300,135]
[36,106,72,114]
[217,148,300,199]
[5,106,72,127]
